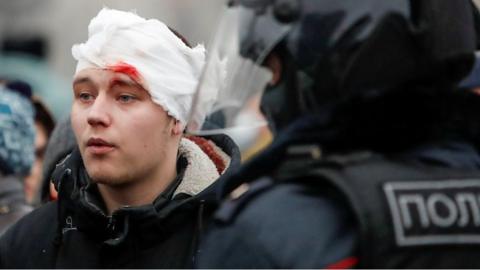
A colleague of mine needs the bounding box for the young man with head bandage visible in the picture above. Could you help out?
[0,8,240,268]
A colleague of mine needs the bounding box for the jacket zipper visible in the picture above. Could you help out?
[107,215,116,233]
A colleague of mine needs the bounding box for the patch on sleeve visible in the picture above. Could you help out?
[384,179,480,246]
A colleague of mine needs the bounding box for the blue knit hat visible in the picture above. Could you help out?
[0,83,35,176]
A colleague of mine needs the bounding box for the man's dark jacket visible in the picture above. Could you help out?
[197,89,480,268]
[0,175,32,236]
[0,134,240,268]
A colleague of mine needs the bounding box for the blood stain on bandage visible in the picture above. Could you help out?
[107,62,141,83]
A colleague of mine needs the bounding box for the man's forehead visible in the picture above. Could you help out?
[73,68,139,86]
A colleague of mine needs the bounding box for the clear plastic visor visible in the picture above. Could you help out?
[186,6,274,136]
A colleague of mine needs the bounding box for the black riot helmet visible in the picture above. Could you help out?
[187,0,478,134]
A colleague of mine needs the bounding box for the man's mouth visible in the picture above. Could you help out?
[86,138,115,155]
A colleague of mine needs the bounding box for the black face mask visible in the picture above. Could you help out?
[260,49,319,135]
[260,79,293,135]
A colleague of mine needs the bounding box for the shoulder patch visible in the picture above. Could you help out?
[384,179,480,246]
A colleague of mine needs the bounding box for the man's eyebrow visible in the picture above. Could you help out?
[73,77,92,86]
[109,77,145,90]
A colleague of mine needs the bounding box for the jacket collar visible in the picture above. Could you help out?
[173,137,230,197]
[51,133,240,243]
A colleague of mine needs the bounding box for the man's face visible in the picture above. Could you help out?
[71,68,177,186]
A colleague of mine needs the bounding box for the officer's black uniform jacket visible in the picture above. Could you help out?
[197,89,480,268]
[0,134,240,268]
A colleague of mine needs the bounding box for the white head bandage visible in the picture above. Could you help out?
[72,8,216,126]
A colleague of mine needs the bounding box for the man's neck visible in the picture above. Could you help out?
[97,158,178,215]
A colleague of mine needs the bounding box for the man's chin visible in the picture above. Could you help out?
[86,168,130,187]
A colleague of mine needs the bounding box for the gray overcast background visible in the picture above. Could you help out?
[0,0,225,117]
[0,0,225,80]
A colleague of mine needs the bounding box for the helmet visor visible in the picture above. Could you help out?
[186,6,275,135]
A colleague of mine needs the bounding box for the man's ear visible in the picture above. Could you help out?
[172,120,183,136]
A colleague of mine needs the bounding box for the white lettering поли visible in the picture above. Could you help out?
[427,193,458,227]
[399,194,430,228]
[455,193,480,227]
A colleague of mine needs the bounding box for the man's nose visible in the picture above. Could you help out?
[87,94,112,127]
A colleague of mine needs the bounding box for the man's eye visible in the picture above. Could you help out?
[78,92,94,101]
[118,95,136,103]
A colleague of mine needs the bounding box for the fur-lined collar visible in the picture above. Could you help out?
[173,137,231,197]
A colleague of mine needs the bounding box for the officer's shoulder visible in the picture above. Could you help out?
[214,177,274,223]
[215,176,344,226]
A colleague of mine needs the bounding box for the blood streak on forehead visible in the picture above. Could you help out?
[106,62,141,83]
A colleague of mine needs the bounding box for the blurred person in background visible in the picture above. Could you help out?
[0,79,34,235]
[196,0,480,268]
[0,8,239,268]
[0,36,72,120]
[39,116,75,204]
[24,96,55,205]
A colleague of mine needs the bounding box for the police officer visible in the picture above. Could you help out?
[194,0,480,268]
